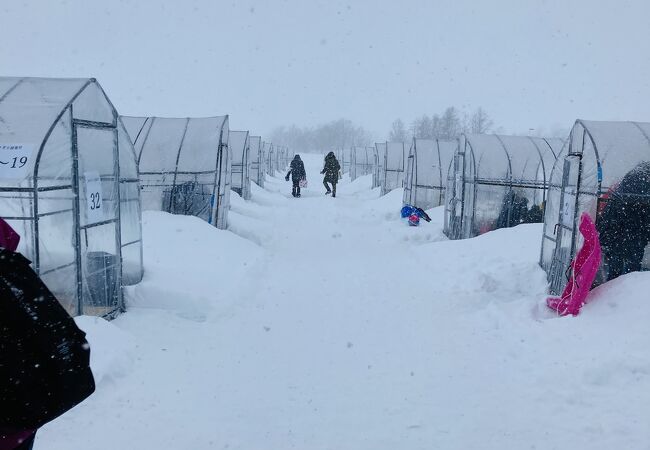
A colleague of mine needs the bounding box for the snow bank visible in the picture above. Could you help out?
[39,154,650,450]
[74,316,135,386]
[125,211,263,321]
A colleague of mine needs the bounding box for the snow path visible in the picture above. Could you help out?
[38,154,650,449]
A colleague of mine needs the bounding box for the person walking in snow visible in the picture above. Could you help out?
[285,154,306,197]
[321,151,341,197]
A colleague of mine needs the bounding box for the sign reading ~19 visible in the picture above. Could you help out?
[84,171,105,224]
[0,143,35,179]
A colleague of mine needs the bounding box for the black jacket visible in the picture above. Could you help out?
[597,161,650,265]
[286,157,306,182]
[321,153,341,184]
[0,248,95,429]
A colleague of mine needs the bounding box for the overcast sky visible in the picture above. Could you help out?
[2,0,649,140]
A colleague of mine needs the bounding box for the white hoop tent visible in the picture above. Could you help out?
[350,146,374,181]
[0,77,143,317]
[339,147,351,174]
[229,130,251,200]
[444,134,562,240]
[373,142,386,189]
[122,115,231,229]
[249,135,264,188]
[541,120,650,295]
[403,138,456,210]
[263,142,275,175]
[381,141,406,195]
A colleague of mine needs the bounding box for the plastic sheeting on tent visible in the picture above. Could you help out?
[0,77,143,318]
[403,138,456,210]
[339,147,351,174]
[350,146,374,181]
[382,142,407,195]
[263,142,275,175]
[249,135,264,188]
[229,130,251,200]
[278,146,291,170]
[373,142,386,189]
[541,120,650,295]
[444,134,562,240]
[122,115,230,230]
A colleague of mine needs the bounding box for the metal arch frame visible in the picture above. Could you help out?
[248,135,263,188]
[169,118,191,212]
[450,137,468,240]
[116,115,145,287]
[382,141,405,195]
[212,118,229,229]
[131,115,227,228]
[434,139,445,206]
[406,138,449,209]
[3,77,130,318]
[403,139,416,206]
[462,134,559,238]
[229,130,251,200]
[547,119,650,293]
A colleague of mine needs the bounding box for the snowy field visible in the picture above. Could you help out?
[38,154,650,449]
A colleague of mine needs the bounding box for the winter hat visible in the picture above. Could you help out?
[408,213,420,226]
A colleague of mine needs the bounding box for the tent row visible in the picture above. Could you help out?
[393,122,650,300]
[339,143,409,195]
[0,76,289,318]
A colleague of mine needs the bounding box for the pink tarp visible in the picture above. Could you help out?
[547,213,602,316]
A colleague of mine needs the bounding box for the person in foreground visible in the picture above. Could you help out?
[285,154,307,197]
[0,218,95,450]
[321,151,341,197]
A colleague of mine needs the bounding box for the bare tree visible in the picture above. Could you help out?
[470,107,493,134]
[410,115,434,139]
[270,119,372,152]
[440,107,462,140]
[388,118,408,142]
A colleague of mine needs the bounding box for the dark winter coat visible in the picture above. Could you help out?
[321,153,341,184]
[286,156,306,182]
[0,248,95,430]
[496,190,529,229]
[597,161,650,279]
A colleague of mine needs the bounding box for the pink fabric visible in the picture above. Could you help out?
[0,429,35,450]
[547,213,602,316]
[0,218,20,252]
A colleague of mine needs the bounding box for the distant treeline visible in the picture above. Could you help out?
[269,107,566,152]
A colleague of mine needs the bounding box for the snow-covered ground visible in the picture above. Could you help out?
[38,154,650,449]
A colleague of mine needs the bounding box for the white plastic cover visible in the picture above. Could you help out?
[249,136,264,187]
[541,120,650,294]
[350,146,374,181]
[121,115,230,229]
[403,139,457,210]
[382,142,406,195]
[373,142,387,189]
[229,130,251,200]
[444,133,562,240]
[0,77,143,317]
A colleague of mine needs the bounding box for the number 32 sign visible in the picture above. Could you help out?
[84,171,105,224]
[0,143,34,179]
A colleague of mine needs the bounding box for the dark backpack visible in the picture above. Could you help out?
[0,248,95,429]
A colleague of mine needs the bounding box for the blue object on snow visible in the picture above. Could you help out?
[401,205,415,218]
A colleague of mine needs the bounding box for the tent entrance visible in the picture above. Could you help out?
[448,152,465,239]
[73,122,122,316]
[549,154,581,295]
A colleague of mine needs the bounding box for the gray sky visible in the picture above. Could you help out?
[2,0,649,139]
